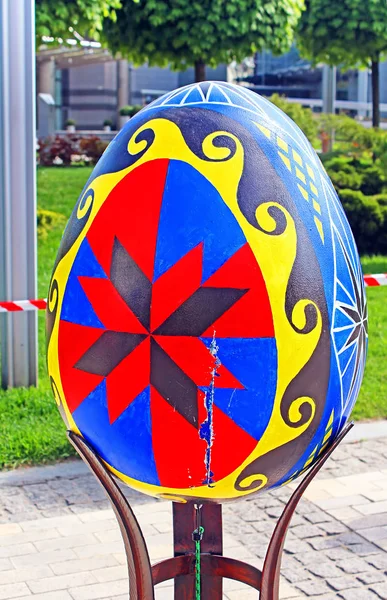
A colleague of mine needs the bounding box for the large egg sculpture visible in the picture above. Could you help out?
[47,82,367,502]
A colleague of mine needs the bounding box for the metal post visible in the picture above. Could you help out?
[322,65,337,152]
[322,64,337,114]
[117,58,129,128]
[0,0,38,388]
[357,69,369,119]
[37,57,55,97]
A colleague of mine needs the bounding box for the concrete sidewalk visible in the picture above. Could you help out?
[0,436,387,599]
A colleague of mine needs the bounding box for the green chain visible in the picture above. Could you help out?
[193,525,204,600]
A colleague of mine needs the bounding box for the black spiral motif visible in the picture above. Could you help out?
[160,107,238,163]
[46,278,59,350]
[78,119,156,190]
[254,203,288,237]
[288,302,319,335]
[200,132,238,162]
[280,396,314,429]
[127,127,156,159]
[77,188,94,217]
[52,187,95,273]
[234,472,267,494]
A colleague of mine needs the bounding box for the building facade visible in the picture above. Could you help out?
[58,62,228,130]
[247,47,387,119]
[38,46,387,131]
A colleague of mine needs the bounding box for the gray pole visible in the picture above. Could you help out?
[117,59,129,128]
[322,65,337,152]
[0,0,38,388]
[322,64,337,114]
[37,58,55,97]
[357,69,369,119]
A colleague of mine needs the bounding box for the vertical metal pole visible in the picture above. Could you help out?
[357,69,369,118]
[322,65,337,152]
[322,64,337,114]
[0,0,38,388]
[117,58,129,128]
[37,57,55,97]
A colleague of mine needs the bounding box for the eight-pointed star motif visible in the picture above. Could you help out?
[74,237,247,424]
[334,234,368,406]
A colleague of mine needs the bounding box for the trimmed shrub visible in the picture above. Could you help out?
[322,151,387,254]
[119,105,142,117]
[37,135,108,167]
[360,166,386,196]
[37,209,66,239]
[323,155,354,173]
[267,95,387,159]
[372,203,387,255]
[318,113,374,151]
[38,136,78,166]
[329,167,363,191]
[339,189,383,254]
[79,136,109,165]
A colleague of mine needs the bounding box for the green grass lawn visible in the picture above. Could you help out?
[0,166,386,468]
[0,168,93,469]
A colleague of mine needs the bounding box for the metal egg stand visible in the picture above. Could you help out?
[68,422,352,599]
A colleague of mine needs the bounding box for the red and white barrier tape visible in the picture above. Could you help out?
[0,299,47,313]
[364,273,387,287]
[0,273,386,312]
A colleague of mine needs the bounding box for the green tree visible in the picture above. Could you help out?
[297,0,387,128]
[102,0,304,82]
[36,0,121,41]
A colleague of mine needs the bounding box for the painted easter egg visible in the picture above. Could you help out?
[47,82,367,502]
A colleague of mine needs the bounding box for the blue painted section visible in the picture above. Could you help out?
[207,85,232,104]
[336,332,354,363]
[332,225,365,411]
[177,87,203,104]
[154,160,246,282]
[336,282,356,307]
[341,351,356,389]
[163,89,191,105]
[73,383,160,485]
[334,307,355,331]
[200,337,277,441]
[334,234,357,305]
[61,238,106,328]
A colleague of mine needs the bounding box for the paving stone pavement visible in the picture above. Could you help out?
[0,437,387,599]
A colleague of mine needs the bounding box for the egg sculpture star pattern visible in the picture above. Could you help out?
[47,82,367,502]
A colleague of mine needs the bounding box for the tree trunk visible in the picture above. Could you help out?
[371,56,380,128]
[194,60,206,83]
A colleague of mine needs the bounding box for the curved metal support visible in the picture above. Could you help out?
[68,423,353,600]
[152,554,194,585]
[260,422,354,600]
[152,554,262,590]
[201,555,262,590]
[67,431,155,600]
